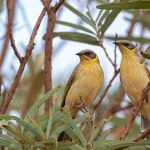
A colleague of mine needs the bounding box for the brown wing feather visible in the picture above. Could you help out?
[61,64,79,107]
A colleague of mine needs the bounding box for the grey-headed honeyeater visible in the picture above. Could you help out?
[61,49,104,117]
[114,40,150,138]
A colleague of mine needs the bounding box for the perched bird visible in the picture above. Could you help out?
[114,40,150,138]
[58,49,104,141]
[61,49,104,117]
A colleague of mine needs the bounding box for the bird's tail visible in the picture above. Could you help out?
[57,131,70,141]
[141,116,150,139]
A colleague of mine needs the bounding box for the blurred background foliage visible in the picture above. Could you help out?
[0,0,150,149]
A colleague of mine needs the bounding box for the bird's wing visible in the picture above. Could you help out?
[61,64,79,107]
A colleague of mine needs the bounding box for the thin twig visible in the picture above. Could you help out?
[119,81,150,140]
[133,126,150,142]
[0,0,16,86]
[54,0,65,12]
[114,34,118,72]
[0,2,49,114]
[93,68,120,111]
[6,0,22,62]
[100,43,115,67]
[98,85,125,120]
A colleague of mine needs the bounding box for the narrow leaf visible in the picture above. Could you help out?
[105,36,150,44]
[100,10,120,37]
[97,1,150,10]
[56,20,94,34]
[62,108,86,147]
[25,86,61,119]
[64,2,93,26]
[53,32,99,45]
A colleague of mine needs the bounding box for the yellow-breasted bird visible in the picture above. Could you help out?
[61,49,104,117]
[114,40,150,138]
[58,49,104,141]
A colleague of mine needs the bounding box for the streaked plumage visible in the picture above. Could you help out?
[114,40,150,138]
[61,49,104,117]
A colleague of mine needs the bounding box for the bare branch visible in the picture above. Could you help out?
[6,0,22,62]
[44,0,65,112]
[0,2,49,114]
[120,81,150,140]
[133,126,150,142]
[93,68,120,111]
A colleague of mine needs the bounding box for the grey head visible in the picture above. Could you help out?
[76,49,97,59]
[113,40,136,50]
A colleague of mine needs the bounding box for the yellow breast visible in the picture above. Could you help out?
[120,53,150,120]
[65,61,104,113]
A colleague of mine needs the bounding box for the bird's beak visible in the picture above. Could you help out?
[113,41,119,46]
[76,52,82,56]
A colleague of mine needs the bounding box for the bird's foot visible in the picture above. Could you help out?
[131,107,139,117]
[76,99,88,113]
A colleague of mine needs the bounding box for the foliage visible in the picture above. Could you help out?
[1,0,150,150]
[0,87,150,149]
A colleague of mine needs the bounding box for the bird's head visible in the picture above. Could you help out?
[76,49,99,63]
[113,40,136,54]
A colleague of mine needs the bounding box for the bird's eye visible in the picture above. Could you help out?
[123,43,135,50]
[84,52,96,59]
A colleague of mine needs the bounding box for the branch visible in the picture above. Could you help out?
[0,2,49,114]
[6,0,22,62]
[133,126,150,142]
[119,81,150,140]
[44,8,56,112]
[54,0,65,12]
[0,0,16,78]
[44,0,65,112]
[99,85,125,119]
[93,68,120,111]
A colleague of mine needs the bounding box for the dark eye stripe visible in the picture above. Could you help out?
[84,52,96,59]
[123,42,135,50]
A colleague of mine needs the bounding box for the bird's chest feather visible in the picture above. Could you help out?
[120,56,149,103]
[66,62,104,107]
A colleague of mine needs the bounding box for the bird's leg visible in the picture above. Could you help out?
[76,96,88,113]
[131,107,139,117]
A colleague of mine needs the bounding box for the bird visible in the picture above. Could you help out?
[58,49,104,141]
[114,40,150,138]
[61,49,104,117]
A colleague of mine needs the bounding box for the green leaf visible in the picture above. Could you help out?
[94,129,111,148]
[97,1,150,10]
[100,10,120,37]
[46,103,57,139]
[64,2,93,26]
[25,86,61,119]
[74,112,89,124]
[100,140,150,149]
[0,115,43,139]
[98,10,110,27]
[69,144,86,150]
[0,135,19,148]
[2,125,35,143]
[105,36,150,44]
[53,32,99,45]
[62,108,87,147]
[30,118,45,140]
[56,20,94,34]
[142,45,150,59]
